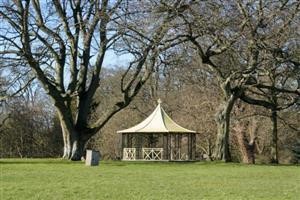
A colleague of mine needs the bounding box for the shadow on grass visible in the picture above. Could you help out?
[1,159,298,167]
[0,159,83,165]
[104,160,200,166]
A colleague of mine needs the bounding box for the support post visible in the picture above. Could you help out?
[178,133,182,154]
[192,133,196,160]
[163,133,168,160]
[188,133,191,160]
[121,133,125,159]
[170,134,173,160]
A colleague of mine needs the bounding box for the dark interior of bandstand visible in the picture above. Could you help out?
[121,132,196,161]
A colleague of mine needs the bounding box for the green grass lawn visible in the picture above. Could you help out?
[0,159,299,200]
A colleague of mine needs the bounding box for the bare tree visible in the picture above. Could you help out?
[0,0,192,160]
[240,62,300,163]
[177,0,300,161]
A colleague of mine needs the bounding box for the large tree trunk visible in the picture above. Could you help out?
[59,114,72,159]
[61,125,89,161]
[58,111,90,161]
[233,121,257,164]
[213,94,237,162]
[70,137,87,161]
[270,109,278,164]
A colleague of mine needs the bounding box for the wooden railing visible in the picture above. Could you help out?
[142,148,163,160]
[123,147,188,161]
[123,148,136,160]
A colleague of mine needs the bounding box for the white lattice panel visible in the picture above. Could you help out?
[142,148,163,160]
[123,148,136,160]
[171,149,188,161]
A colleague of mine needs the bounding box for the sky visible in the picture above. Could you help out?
[102,50,133,69]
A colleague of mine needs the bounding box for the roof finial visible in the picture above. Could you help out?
[157,98,162,104]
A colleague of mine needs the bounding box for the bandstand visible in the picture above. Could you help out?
[117,100,197,161]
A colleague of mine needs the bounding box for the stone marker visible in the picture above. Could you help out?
[85,150,100,166]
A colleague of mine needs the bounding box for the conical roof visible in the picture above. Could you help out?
[117,101,196,133]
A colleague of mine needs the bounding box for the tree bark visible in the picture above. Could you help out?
[60,125,89,161]
[233,121,257,164]
[58,110,89,160]
[270,109,278,164]
[240,92,283,164]
[213,93,237,162]
[59,113,72,159]
[70,137,87,161]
